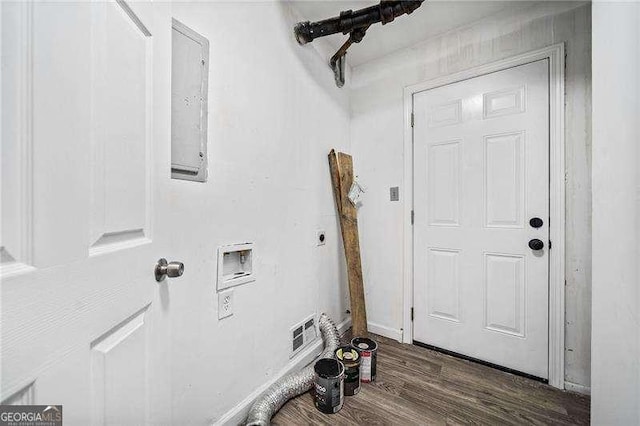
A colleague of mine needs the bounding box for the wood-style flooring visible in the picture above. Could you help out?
[272,334,590,425]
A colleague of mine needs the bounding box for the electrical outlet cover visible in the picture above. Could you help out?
[218,289,234,319]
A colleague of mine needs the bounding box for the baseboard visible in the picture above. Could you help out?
[337,316,352,336]
[212,316,352,426]
[564,381,591,395]
[367,321,403,342]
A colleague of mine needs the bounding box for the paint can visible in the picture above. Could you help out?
[351,337,378,383]
[334,345,361,396]
[314,358,345,414]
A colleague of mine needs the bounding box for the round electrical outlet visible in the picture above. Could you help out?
[317,230,326,246]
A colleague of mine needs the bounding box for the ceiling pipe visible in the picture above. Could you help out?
[294,1,424,45]
[293,1,425,86]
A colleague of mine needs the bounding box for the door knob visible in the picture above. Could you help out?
[155,258,184,282]
[528,239,544,250]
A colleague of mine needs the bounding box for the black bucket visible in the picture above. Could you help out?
[351,337,378,382]
[335,345,361,396]
[313,358,344,414]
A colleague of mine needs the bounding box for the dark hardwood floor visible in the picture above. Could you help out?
[272,334,590,425]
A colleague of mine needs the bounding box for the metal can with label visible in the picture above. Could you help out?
[351,337,378,382]
[314,358,345,414]
[334,345,361,396]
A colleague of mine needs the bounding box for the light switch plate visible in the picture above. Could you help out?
[390,186,400,201]
[218,289,234,319]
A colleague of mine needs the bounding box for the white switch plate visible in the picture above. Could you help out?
[218,289,234,319]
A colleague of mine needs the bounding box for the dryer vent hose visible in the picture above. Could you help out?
[245,313,340,426]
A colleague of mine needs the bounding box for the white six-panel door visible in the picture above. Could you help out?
[413,60,550,379]
[1,1,172,423]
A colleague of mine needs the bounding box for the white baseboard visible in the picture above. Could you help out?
[212,316,352,426]
[367,321,403,342]
[337,316,352,336]
[564,381,591,395]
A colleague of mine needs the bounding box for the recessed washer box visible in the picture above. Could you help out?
[217,243,255,291]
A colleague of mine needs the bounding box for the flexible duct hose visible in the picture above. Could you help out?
[245,314,340,426]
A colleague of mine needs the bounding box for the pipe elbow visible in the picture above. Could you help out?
[294,21,312,45]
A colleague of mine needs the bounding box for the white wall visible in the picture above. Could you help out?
[591,2,640,424]
[168,2,351,423]
[350,3,592,390]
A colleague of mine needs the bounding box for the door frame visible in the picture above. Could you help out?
[402,43,566,389]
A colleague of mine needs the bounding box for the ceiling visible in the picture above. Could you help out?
[289,1,580,67]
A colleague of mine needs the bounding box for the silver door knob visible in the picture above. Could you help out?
[155,258,184,282]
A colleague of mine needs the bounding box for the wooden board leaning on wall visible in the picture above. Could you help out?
[328,149,368,337]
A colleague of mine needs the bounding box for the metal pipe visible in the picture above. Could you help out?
[245,314,341,426]
[328,25,369,88]
[294,0,424,45]
[329,25,369,70]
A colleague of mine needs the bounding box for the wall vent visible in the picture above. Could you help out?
[292,325,304,352]
[290,314,317,358]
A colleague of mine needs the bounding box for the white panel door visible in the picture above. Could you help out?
[1,1,173,423]
[413,60,550,379]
